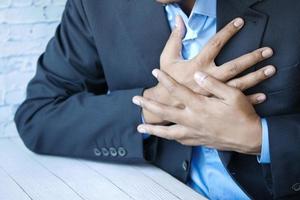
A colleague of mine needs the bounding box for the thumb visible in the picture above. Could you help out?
[161,15,186,64]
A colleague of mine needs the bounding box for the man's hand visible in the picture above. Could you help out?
[161,16,274,94]
[142,17,275,124]
[134,69,264,155]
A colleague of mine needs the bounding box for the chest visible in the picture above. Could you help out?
[88,0,300,117]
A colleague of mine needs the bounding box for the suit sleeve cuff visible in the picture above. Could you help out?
[257,118,271,164]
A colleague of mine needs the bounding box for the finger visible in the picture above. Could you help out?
[153,69,201,106]
[195,18,244,63]
[137,124,182,140]
[218,47,273,81]
[227,65,276,91]
[194,71,236,99]
[132,96,182,123]
[246,93,266,105]
[160,15,185,63]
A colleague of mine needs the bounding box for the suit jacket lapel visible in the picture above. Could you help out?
[117,0,171,83]
[217,0,268,167]
[216,0,268,67]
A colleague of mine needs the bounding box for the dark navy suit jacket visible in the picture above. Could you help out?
[15,0,300,199]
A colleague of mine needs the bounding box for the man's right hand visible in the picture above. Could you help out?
[142,17,276,124]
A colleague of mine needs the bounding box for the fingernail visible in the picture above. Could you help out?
[256,95,266,103]
[233,18,244,28]
[132,97,141,106]
[262,48,273,58]
[137,125,146,133]
[264,66,276,77]
[194,72,207,84]
[152,69,159,78]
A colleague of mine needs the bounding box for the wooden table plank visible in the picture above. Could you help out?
[84,160,204,200]
[12,138,133,200]
[0,167,31,200]
[0,139,83,200]
[84,161,179,200]
[134,165,206,200]
[0,137,207,200]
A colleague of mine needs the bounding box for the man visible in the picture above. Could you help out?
[14,0,300,199]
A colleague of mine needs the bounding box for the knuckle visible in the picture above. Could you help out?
[254,70,266,82]
[210,38,223,49]
[249,50,262,61]
[193,57,205,67]
[254,50,263,59]
[201,78,210,90]
[231,80,242,90]
[167,82,179,93]
[139,99,146,108]
[249,95,257,103]
[171,29,181,40]
[259,69,268,80]
[229,62,239,76]
[213,68,226,81]
[224,23,237,35]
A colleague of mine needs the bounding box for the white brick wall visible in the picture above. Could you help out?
[0,0,67,138]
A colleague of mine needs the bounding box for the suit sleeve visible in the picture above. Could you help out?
[265,115,300,198]
[14,0,150,163]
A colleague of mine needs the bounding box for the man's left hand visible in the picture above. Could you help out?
[132,69,263,155]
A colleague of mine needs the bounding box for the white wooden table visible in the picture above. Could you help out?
[0,137,206,200]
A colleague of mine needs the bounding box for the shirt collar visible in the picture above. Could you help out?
[192,0,216,18]
[165,0,217,42]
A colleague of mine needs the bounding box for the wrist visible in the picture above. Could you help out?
[232,116,262,155]
[242,116,262,155]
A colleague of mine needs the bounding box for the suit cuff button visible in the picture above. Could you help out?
[101,147,109,157]
[109,147,118,157]
[118,147,127,157]
[94,148,101,156]
[182,160,189,172]
[292,183,300,192]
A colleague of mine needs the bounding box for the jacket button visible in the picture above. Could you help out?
[101,147,109,157]
[109,147,118,157]
[94,148,101,156]
[118,147,127,157]
[292,183,300,192]
[182,160,189,172]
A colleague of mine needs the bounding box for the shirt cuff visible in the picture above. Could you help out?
[257,118,271,164]
[141,114,150,140]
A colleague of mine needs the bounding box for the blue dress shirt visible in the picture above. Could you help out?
[144,0,270,199]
